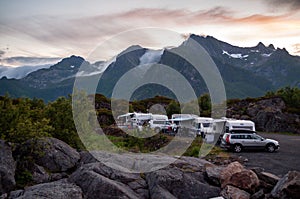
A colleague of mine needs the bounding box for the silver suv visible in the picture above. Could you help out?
[220,129,280,153]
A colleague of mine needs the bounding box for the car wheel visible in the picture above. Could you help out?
[233,144,242,153]
[154,127,160,133]
[266,143,275,153]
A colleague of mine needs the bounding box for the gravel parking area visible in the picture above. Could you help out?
[229,133,300,177]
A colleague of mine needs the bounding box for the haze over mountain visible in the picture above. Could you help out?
[1,34,299,101]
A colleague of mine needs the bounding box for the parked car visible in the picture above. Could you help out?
[149,120,175,133]
[220,129,280,153]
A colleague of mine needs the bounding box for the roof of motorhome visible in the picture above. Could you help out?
[170,117,195,122]
[194,117,213,122]
[225,119,255,124]
[151,114,168,120]
[171,114,198,119]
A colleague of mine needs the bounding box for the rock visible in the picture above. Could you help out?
[257,171,280,185]
[250,167,265,176]
[0,193,7,199]
[204,164,224,186]
[31,164,49,184]
[50,172,68,181]
[177,156,211,170]
[69,162,147,199]
[7,190,23,199]
[227,170,260,193]
[271,170,300,199]
[146,165,220,199]
[19,138,80,172]
[250,189,264,199]
[9,180,82,199]
[220,161,244,188]
[220,185,250,199]
[79,151,98,165]
[0,140,16,194]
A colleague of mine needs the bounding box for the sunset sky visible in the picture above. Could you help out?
[1,0,300,67]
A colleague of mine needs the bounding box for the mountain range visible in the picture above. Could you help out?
[1,34,300,101]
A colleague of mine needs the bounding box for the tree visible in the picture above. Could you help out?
[166,100,180,118]
[46,96,84,150]
[198,93,211,116]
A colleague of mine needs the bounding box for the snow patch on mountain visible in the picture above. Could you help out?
[261,53,272,57]
[139,49,164,65]
[75,57,116,77]
[222,50,248,59]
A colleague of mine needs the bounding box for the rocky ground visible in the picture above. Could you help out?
[1,138,300,199]
[227,97,300,134]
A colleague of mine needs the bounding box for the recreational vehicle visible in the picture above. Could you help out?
[117,112,152,129]
[190,117,214,137]
[223,118,256,133]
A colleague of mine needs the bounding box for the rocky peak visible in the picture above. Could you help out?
[268,44,275,50]
[49,55,85,71]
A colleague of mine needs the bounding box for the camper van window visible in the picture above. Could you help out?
[203,123,211,128]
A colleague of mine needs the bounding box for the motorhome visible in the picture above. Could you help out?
[222,118,256,133]
[190,117,214,136]
[116,112,152,129]
[170,114,197,135]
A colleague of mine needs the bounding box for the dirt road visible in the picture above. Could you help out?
[230,133,300,177]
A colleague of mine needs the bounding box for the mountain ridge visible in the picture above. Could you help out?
[0,34,299,101]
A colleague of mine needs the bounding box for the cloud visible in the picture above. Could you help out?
[293,43,300,53]
[0,6,299,58]
[266,0,300,11]
[0,50,5,58]
[0,56,62,79]
[0,64,53,79]
[1,56,62,67]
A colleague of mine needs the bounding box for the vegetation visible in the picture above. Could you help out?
[0,94,84,150]
[1,86,299,152]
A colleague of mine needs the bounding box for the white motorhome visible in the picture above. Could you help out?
[222,118,256,133]
[171,114,198,125]
[117,112,152,128]
[190,117,214,136]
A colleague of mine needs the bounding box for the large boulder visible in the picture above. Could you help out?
[204,163,224,186]
[146,164,220,199]
[69,162,147,199]
[271,171,300,199]
[226,170,260,194]
[0,140,16,194]
[219,161,244,188]
[220,185,250,199]
[257,171,280,186]
[9,179,83,199]
[18,137,80,173]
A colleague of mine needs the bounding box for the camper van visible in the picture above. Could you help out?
[222,118,256,133]
[190,117,214,137]
[116,112,152,129]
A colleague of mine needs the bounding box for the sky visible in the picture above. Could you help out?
[1,0,300,67]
